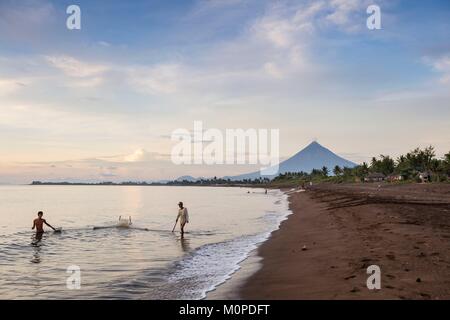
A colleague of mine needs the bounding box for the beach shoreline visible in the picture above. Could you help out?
[206,188,292,300]
[211,183,450,300]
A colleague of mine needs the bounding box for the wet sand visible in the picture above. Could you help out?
[239,183,450,299]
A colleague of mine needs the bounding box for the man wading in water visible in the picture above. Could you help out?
[32,211,56,233]
[174,202,189,237]
[32,211,57,242]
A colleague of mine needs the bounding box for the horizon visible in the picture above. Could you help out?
[2,140,447,185]
[1,0,449,183]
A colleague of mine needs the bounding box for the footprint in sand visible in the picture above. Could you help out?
[430,252,440,256]
[417,252,427,258]
[419,293,431,299]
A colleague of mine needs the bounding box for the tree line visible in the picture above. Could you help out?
[273,146,450,184]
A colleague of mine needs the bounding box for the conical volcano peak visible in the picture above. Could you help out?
[227,141,357,180]
[305,140,323,149]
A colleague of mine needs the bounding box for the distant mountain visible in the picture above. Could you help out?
[227,141,357,181]
[154,179,170,184]
[175,175,198,182]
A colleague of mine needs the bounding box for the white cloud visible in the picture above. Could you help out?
[427,55,450,84]
[1,0,447,183]
[263,62,284,79]
[127,64,182,94]
[125,1,322,98]
[326,0,360,25]
[324,0,375,31]
[0,103,127,138]
[98,41,111,47]
[251,2,318,49]
[43,55,110,89]
[123,149,157,162]
[40,1,369,100]
[0,78,28,96]
[45,55,108,78]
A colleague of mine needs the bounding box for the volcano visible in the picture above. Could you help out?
[227,141,357,181]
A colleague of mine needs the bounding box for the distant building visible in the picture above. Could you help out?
[387,174,403,182]
[418,171,432,183]
[364,173,386,182]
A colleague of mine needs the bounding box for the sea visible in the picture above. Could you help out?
[0,185,290,299]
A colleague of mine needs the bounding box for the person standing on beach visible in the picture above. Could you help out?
[32,211,56,233]
[175,202,189,236]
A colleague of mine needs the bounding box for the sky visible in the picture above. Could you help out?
[0,0,449,183]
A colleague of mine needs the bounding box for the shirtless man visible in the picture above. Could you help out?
[32,211,56,233]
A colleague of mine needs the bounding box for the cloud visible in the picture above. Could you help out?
[45,55,108,78]
[0,78,28,96]
[43,55,110,89]
[0,0,448,183]
[127,64,181,94]
[192,0,247,12]
[99,167,118,178]
[263,62,284,79]
[0,0,56,39]
[124,149,151,162]
[0,102,134,143]
[126,1,323,99]
[98,41,111,47]
[23,1,374,103]
[425,55,450,85]
[100,171,117,178]
[251,1,320,49]
[326,0,361,28]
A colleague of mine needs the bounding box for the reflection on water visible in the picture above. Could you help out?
[32,232,43,244]
[0,186,290,299]
[179,237,191,253]
[31,241,42,264]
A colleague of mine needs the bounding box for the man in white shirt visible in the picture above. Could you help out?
[176,201,189,236]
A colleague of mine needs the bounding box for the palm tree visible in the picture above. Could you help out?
[333,165,342,176]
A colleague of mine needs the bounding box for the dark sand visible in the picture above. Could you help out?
[240,183,450,299]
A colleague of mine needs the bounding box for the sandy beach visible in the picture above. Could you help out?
[238,183,450,299]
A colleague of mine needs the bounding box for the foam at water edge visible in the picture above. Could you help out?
[166,190,292,300]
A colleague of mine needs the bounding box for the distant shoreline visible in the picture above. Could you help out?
[28,182,260,187]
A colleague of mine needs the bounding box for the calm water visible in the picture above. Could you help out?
[0,186,290,299]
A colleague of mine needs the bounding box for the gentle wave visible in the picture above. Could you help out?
[164,191,291,300]
[0,186,290,299]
